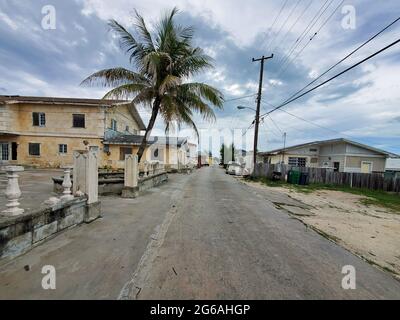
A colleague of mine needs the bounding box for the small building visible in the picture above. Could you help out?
[0,95,145,168]
[385,158,400,179]
[103,134,190,170]
[0,95,191,169]
[259,138,392,173]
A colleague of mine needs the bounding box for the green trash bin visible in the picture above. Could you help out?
[292,170,301,184]
[287,170,293,184]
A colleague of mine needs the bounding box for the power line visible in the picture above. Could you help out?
[277,0,345,79]
[260,99,354,138]
[267,115,283,134]
[262,0,289,50]
[268,0,302,53]
[272,0,314,56]
[280,15,400,106]
[276,0,331,70]
[224,93,257,103]
[260,37,400,118]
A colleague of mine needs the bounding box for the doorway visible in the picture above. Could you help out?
[333,162,340,172]
[361,161,372,173]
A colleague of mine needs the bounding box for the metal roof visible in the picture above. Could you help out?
[104,134,187,147]
[259,138,395,157]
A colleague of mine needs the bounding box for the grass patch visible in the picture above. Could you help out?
[246,177,400,213]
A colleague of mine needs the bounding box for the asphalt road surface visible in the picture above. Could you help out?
[123,166,400,299]
[1,167,400,299]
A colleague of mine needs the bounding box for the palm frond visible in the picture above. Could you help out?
[81,68,150,87]
[108,19,148,68]
[102,83,149,100]
[134,10,155,51]
[179,82,224,108]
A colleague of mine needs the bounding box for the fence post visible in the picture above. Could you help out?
[73,150,98,204]
[122,154,139,198]
[1,166,24,216]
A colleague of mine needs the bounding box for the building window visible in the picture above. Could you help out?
[119,147,132,160]
[309,148,318,152]
[310,158,318,163]
[0,142,9,161]
[59,144,67,154]
[32,112,46,127]
[111,119,117,131]
[29,143,40,156]
[288,157,306,167]
[72,114,85,128]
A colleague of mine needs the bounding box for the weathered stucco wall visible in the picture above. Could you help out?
[346,156,385,172]
[15,103,106,137]
[105,104,141,135]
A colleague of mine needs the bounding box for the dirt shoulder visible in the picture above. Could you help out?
[242,179,400,279]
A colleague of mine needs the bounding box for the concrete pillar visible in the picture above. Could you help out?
[122,154,139,198]
[73,150,98,204]
[2,166,24,216]
[125,154,138,188]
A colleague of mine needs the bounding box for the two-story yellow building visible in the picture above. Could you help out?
[0,95,193,169]
[0,95,146,168]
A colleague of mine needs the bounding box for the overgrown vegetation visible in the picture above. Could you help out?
[246,176,400,213]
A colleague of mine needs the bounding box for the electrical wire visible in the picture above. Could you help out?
[262,0,290,50]
[276,0,331,69]
[277,0,345,79]
[224,93,257,103]
[268,0,302,53]
[280,15,400,105]
[272,0,314,56]
[260,37,400,118]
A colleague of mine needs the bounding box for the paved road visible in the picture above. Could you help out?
[1,167,400,299]
[124,166,400,299]
[0,172,192,299]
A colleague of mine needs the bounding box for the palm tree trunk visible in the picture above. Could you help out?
[137,97,161,162]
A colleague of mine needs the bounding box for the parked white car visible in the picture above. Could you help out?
[226,161,242,175]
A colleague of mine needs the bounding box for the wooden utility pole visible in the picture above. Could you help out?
[282,132,287,164]
[252,54,273,173]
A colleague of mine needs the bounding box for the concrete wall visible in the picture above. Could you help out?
[0,197,100,262]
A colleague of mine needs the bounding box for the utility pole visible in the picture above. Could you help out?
[282,132,286,164]
[252,54,273,173]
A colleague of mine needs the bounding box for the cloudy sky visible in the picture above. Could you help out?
[0,0,399,155]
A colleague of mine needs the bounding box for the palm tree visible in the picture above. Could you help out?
[81,7,224,162]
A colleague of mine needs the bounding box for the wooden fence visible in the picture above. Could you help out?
[253,163,400,193]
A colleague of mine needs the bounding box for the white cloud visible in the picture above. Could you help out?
[0,12,18,30]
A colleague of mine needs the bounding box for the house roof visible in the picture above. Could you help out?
[104,134,187,147]
[259,138,394,157]
[0,95,146,130]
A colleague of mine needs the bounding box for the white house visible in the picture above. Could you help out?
[259,138,393,173]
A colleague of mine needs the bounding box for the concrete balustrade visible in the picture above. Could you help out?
[60,166,74,202]
[1,166,24,216]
